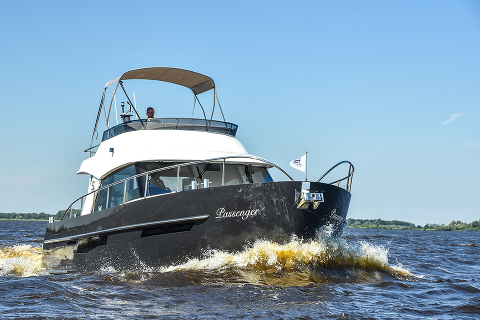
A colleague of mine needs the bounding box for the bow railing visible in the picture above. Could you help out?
[316,160,354,192]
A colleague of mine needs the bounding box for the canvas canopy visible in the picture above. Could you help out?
[105,67,215,95]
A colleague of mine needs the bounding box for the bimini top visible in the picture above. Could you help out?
[105,67,215,95]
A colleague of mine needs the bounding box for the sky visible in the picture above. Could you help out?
[0,0,478,226]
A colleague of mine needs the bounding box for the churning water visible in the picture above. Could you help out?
[1,220,479,319]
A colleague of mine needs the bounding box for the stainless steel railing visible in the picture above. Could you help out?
[101,118,239,142]
[316,160,354,192]
[61,155,293,220]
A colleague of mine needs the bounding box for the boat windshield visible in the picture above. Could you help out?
[102,118,238,141]
[93,161,273,212]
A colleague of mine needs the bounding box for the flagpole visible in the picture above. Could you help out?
[305,151,308,181]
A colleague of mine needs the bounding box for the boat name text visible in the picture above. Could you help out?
[215,207,260,220]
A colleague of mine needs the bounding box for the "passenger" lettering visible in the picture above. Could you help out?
[215,207,260,220]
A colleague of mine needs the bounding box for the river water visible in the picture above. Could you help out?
[0,220,479,319]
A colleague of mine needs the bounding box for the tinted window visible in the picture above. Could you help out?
[94,162,273,212]
[94,165,141,212]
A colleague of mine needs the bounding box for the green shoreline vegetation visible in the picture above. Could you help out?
[0,212,478,232]
[0,210,80,221]
[347,218,480,231]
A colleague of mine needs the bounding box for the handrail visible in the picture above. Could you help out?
[84,144,100,153]
[60,155,294,220]
[101,117,239,142]
[316,161,354,192]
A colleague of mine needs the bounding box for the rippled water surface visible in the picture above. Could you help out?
[1,220,479,319]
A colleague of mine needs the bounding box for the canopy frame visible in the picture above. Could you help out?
[90,67,226,148]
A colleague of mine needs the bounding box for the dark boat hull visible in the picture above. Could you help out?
[42,181,351,272]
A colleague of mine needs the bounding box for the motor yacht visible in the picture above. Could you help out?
[41,67,354,272]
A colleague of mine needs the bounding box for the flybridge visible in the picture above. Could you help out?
[92,67,225,147]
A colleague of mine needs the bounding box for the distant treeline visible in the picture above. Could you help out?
[347,218,480,231]
[0,212,53,220]
[0,210,81,221]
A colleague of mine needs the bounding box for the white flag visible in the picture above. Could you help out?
[290,155,306,172]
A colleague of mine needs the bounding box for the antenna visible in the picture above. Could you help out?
[305,151,308,181]
[114,95,118,125]
[133,90,137,120]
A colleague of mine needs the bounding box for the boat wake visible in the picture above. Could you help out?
[0,245,43,277]
[1,232,412,284]
[99,229,413,286]
[158,233,412,286]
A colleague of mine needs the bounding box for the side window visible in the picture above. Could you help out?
[237,165,273,184]
[223,164,243,186]
[263,170,274,182]
[94,175,112,212]
[93,162,275,212]
[200,163,222,187]
[125,175,141,202]
[199,164,274,186]
[148,170,175,195]
[94,165,140,212]
[251,166,273,183]
[136,162,177,195]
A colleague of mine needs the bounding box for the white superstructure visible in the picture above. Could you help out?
[76,67,275,216]
[78,128,251,180]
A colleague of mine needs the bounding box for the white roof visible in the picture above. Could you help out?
[78,130,261,179]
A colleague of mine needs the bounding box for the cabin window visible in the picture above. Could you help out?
[93,162,273,212]
[179,163,272,187]
[94,165,141,212]
[136,162,176,195]
[136,162,273,190]
[224,165,272,185]
[172,163,272,188]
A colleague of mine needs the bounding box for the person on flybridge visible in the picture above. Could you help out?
[146,107,155,118]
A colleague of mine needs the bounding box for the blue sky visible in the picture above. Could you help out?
[0,1,478,225]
